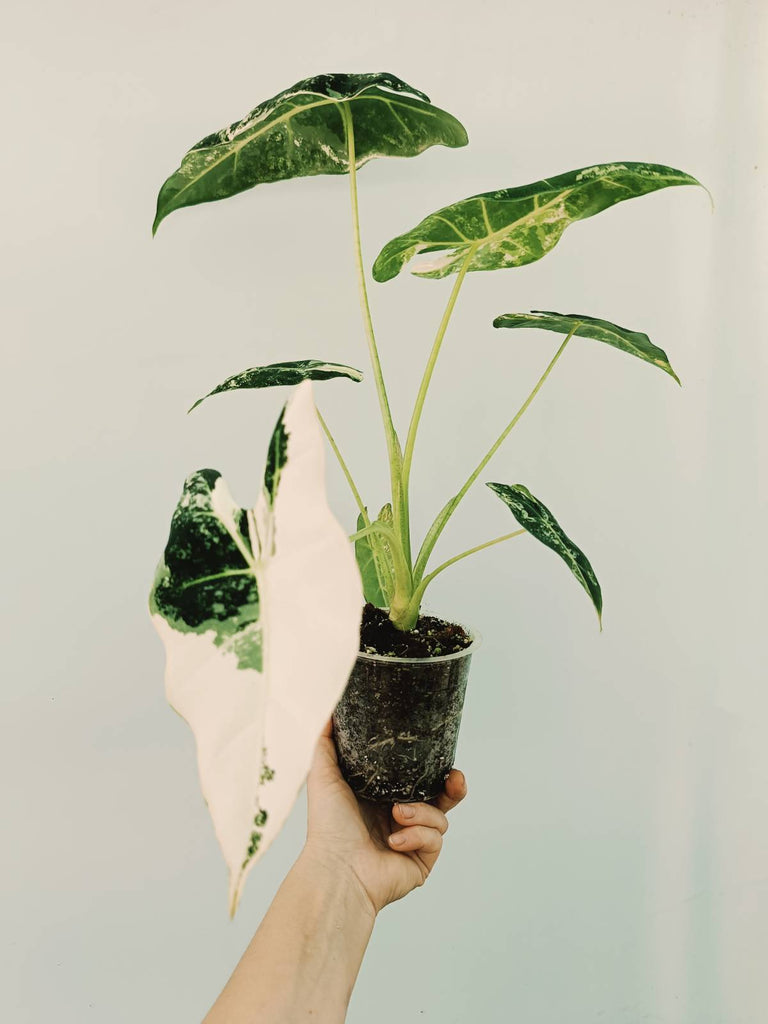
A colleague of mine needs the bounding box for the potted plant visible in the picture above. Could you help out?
[149,71,705,912]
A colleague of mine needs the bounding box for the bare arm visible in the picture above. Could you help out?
[203,720,467,1023]
[202,850,374,1023]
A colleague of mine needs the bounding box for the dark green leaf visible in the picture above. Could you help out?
[493,310,680,384]
[189,359,364,413]
[150,468,262,670]
[263,405,289,508]
[373,162,703,281]
[154,72,468,233]
[486,482,603,626]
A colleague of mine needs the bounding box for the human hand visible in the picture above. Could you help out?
[302,719,467,917]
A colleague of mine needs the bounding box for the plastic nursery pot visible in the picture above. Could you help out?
[332,622,479,804]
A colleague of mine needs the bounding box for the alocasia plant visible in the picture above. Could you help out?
[150,73,707,908]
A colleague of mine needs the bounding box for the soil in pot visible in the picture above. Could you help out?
[332,604,475,804]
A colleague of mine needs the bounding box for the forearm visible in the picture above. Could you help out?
[203,850,376,1024]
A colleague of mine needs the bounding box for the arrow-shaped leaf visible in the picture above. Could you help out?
[373,162,703,281]
[189,359,363,413]
[486,482,602,627]
[154,72,467,233]
[493,310,680,384]
[150,382,363,915]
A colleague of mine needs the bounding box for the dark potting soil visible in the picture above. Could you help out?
[359,603,472,658]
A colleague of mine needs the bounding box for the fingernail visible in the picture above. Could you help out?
[397,803,415,818]
[389,832,405,846]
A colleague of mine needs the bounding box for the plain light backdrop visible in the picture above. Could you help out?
[3,0,766,1021]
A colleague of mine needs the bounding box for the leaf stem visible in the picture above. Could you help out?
[400,249,473,562]
[414,323,579,582]
[340,103,403,536]
[316,407,368,523]
[348,523,383,543]
[348,520,411,599]
[405,529,527,621]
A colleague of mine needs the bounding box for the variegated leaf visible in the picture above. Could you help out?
[493,310,680,384]
[150,382,363,915]
[373,162,703,281]
[154,72,468,233]
[486,482,602,626]
[189,359,363,413]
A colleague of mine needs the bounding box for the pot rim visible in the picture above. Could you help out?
[355,617,481,666]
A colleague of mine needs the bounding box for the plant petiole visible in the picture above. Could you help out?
[399,249,474,564]
[341,102,404,546]
[413,323,579,583]
[404,528,527,625]
[316,407,369,524]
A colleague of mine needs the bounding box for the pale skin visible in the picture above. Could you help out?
[203,720,468,1023]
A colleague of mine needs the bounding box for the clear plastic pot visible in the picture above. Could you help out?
[332,626,478,803]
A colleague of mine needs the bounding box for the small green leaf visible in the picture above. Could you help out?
[355,513,385,607]
[154,72,467,233]
[486,482,602,627]
[493,310,680,384]
[375,504,396,606]
[354,505,395,608]
[189,359,364,413]
[373,162,704,281]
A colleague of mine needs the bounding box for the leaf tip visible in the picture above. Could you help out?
[371,258,394,284]
[453,123,470,149]
[151,208,164,237]
[228,890,239,920]
[659,360,682,386]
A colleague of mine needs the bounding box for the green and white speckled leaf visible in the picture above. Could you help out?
[150,382,363,916]
[493,310,680,384]
[372,162,703,281]
[354,504,396,608]
[153,72,468,233]
[188,359,363,413]
[486,482,603,627]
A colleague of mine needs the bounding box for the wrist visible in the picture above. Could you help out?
[298,844,379,925]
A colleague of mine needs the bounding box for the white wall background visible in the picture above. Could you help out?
[3,0,766,1021]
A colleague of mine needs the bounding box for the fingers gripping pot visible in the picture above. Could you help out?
[332,624,478,803]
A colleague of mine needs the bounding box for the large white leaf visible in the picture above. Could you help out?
[149,381,362,915]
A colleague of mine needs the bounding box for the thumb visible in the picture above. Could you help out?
[308,717,341,785]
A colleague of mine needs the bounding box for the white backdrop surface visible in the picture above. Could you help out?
[2,1,766,1021]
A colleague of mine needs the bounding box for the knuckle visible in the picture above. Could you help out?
[415,826,432,847]
[427,809,449,834]
[426,827,443,853]
[419,807,448,833]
